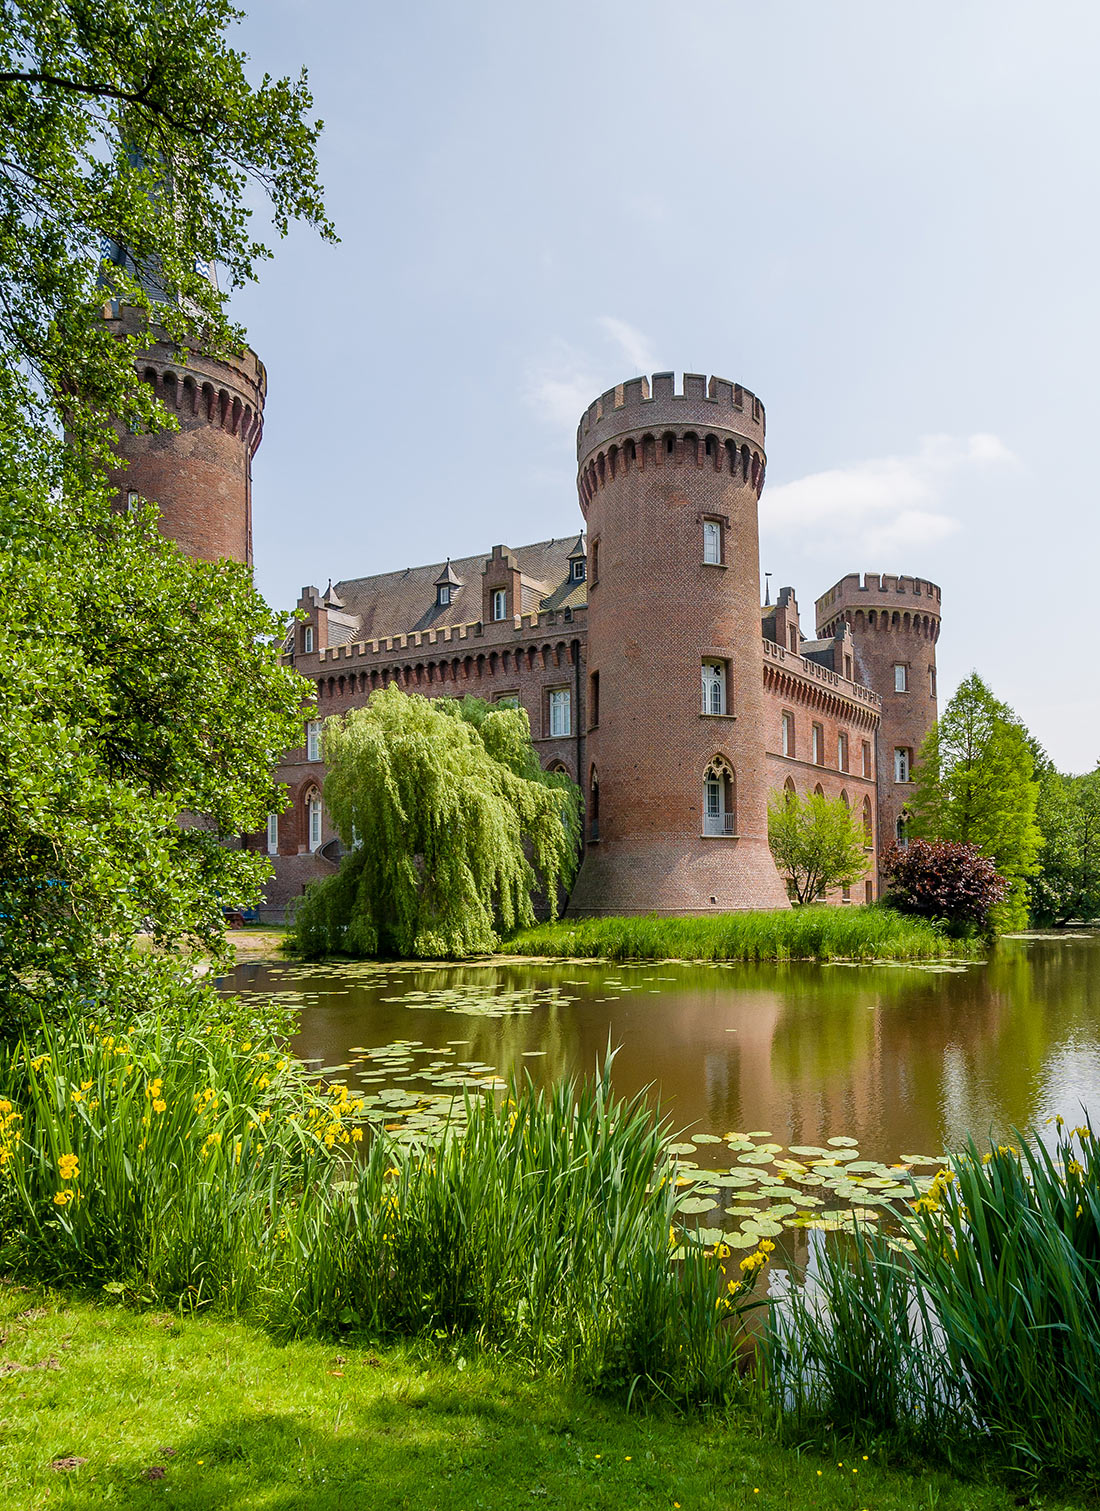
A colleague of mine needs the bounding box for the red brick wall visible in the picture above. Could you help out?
[567,372,790,915]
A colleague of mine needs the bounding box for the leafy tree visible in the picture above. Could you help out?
[289,688,582,959]
[880,839,1007,935]
[0,0,333,451]
[908,674,1042,930]
[1030,765,1100,925]
[0,2,330,1030]
[767,791,868,906]
[0,416,305,1032]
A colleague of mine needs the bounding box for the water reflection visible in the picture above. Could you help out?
[222,932,1100,1165]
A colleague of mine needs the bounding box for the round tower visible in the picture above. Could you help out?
[815,574,941,851]
[567,371,789,916]
[104,305,266,565]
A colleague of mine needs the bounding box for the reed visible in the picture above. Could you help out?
[768,1123,1100,1488]
[505,905,957,962]
[0,1016,757,1403]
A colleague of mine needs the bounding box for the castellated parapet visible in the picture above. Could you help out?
[104,306,266,566]
[567,371,789,916]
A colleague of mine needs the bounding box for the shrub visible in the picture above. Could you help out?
[880,839,1007,934]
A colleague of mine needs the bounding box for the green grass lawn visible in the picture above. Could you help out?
[0,1282,1088,1511]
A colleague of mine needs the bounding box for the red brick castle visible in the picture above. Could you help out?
[113,356,941,916]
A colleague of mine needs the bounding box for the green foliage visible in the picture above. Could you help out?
[506,905,955,962]
[771,1123,1100,1489]
[290,687,581,959]
[1031,764,1100,924]
[909,674,1042,930]
[0,0,333,453]
[0,1008,757,1404]
[0,417,305,1032]
[766,791,869,905]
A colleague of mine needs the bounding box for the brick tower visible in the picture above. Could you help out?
[815,574,941,848]
[566,372,790,915]
[104,305,266,565]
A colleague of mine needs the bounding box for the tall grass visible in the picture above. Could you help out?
[769,1125,1100,1488]
[506,905,958,962]
[0,1015,759,1403]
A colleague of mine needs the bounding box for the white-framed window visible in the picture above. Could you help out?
[495,691,519,708]
[303,625,314,654]
[266,812,279,856]
[894,746,911,784]
[548,688,571,737]
[126,490,140,513]
[570,558,585,582]
[862,740,872,777]
[894,663,909,693]
[306,719,322,762]
[437,584,451,606]
[812,723,823,765]
[838,731,849,772]
[701,660,726,716]
[492,588,507,621]
[702,519,722,565]
[308,792,323,852]
[781,711,794,757]
[703,758,735,836]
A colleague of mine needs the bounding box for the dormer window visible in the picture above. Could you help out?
[303,625,314,654]
[437,584,451,607]
[570,558,585,582]
[492,588,508,621]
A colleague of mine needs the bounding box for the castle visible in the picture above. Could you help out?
[111,346,941,917]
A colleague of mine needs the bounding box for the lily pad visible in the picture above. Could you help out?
[675,1196,717,1215]
[826,1136,860,1148]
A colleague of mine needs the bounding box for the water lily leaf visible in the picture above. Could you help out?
[721,1231,760,1249]
[724,1204,764,1217]
[742,1217,784,1238]
[737,1151,775,1165]
[667,1142,697,1155]
[900,1154,945,1166]
[787,1145,829,1157]
[692,1133,723,1144]
[826,1136,860,1148]
[676,1196,717,1215]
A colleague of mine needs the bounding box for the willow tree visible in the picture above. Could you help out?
[290,687,582,959]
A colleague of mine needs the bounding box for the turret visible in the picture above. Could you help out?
[103,305,265,565]
[566,371,789,915]
[815,573,941,849]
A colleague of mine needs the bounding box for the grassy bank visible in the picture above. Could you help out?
[505,905,959,962]
[2,1283,1092,1511]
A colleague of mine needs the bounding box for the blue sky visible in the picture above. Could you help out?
[232,1,1099,772]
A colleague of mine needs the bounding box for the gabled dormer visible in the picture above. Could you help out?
[482,544,522,624]
[567,532,587,583]
[433,559,462,608]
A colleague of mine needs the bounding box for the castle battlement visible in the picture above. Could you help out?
[577,371,766,460]
[816,572,942,614]
[314,603,588,665]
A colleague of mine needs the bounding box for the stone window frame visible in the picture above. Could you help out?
[894,746,912,784]
[546,685,571,739]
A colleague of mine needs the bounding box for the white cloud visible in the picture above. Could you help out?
[524,319,657,435]
[763,433,1015,559]
[595,316,655,374]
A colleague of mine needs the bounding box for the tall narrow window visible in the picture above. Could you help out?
[896,813,909,848]
[781,711,794,757]
[588,670,599,728]
[702,519,722,564]
[306,719,322,762]
[437,584,451,606]
[492,588,507,621]
[266,812,279,856]
[303,625,314,654]
[590,538,599,583]
[789,626,799,653]
[844,654,853,679]
[865,879,874,903]
[570,558,585,582]
[838,732,849,772]
[308,792,323,852]
[589,768,599,842]
[929,666,937,698]
[894,663,909,692]
[861,740,872,777]
[894,746,910,783]
[703,758,735,835]
[812,723,824,765]
[862,796,873,848]
[701,660,726,715]
[126,490,140,513]
[548,688,571,737]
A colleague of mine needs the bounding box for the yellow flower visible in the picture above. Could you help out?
[0,1100,10,1116]
[30,1054,49,1071]
[241,1042,252,1053]
[53,1190,72,1206]
[80,1080,93,1091]
[153,1099,167,1114]
[351,1128,363,1143]
[256,1076,270,1091]
[70,1090,83,1104]
[258,1110,270,1126]
[58,1154,79,1180]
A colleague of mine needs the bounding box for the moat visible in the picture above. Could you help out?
[224,931,1100,1169]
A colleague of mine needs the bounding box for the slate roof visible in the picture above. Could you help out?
[334,536,587,642]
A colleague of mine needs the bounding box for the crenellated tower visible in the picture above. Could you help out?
[103,304,266,566]
[815,574,941,850]
[566,372,790,915]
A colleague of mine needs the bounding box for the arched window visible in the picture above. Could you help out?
[862,796,873,848]
[307,790,323,852]
[703,757,736,836]
[783,777,797,803]
[813,782,825,798]
[701,659,727,715]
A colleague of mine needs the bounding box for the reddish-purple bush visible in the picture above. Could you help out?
[880,840,1008,932]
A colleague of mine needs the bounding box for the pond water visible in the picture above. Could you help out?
[222,931,1100,1251]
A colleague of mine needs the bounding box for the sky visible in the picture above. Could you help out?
[230,1,1100,773]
